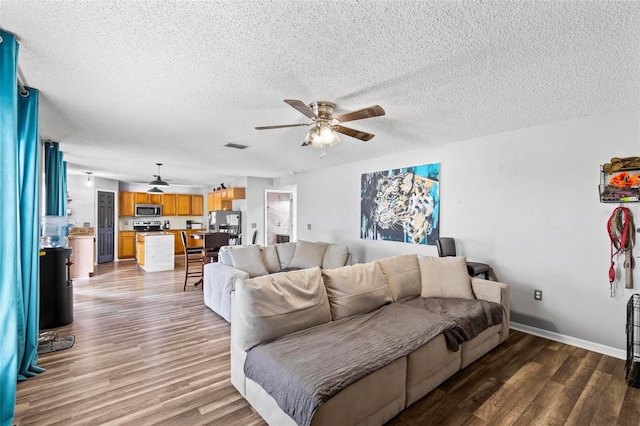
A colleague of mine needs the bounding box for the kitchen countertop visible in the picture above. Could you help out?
[69,235,94,239]
[69,227,95,236]
[136,231,173,236]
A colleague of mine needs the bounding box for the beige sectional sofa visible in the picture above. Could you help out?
[231,254,510,426]
[203,240,349,321]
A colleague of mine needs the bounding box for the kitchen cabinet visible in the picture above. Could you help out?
[162,194,177,216]
[135,192,149,204]
[148,193,162,204]
[177,194,191,216]
[223,187,245,200]
[172,230,184,255]
[136,232,174,272]
[208,191,232,211]
[118,231,136,259]
[191,194,204,216]
[119,192,136,217]
[68,236,95,278]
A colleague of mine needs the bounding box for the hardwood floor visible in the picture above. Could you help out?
[14,259,640,425]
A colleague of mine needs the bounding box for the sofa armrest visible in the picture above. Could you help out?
[203,263,249,322]
[230,289,248,397]
[471,277,510,343]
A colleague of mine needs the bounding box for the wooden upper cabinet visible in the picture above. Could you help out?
[134,192,149,204]
[148,193,162,204]
[191,195,204,216]
[177,194,191,216]
[119,192,135,217]
[223,187,245,200]
[207,187,243,212]
[162,194,177,216]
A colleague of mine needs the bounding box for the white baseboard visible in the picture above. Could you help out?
[510,322,626,360]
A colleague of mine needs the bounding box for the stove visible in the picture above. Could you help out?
[133,220,162,232]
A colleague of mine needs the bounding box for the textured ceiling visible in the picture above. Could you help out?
[1,1,639,187]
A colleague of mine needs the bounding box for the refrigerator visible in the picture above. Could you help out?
[208,210,242,244]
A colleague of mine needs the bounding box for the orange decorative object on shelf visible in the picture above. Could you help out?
[610,172,640,188]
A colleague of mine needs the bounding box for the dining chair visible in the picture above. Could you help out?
[203,232,231,264]
[181,230,203,291]
[436,237,495,280]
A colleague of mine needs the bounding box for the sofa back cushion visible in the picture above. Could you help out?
[234,267,331,351]
[289,240,328,269]
[228,245,269,278]
[322,262,394,320]
[275,242,297,269]
[260,245,281,274]
[376,254,421,301]
[322,243,350,269]
[418,255,475,299]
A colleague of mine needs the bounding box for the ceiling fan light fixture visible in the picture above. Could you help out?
[148,163,169,186]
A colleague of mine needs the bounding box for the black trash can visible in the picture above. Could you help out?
[39,247,73,329]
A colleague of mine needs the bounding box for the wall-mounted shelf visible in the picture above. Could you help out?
[599,167,640,203]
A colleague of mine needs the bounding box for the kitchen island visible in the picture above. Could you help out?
[136,232,174,272]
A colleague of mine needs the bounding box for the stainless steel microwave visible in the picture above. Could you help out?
[135,204,162,217]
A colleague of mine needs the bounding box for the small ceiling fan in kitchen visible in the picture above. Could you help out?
[148,163,169,193]
[255,99,385,157]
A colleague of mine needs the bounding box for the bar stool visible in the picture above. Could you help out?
[203,232,231,264]
[181,231,203,291]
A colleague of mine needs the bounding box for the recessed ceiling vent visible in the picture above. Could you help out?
[224,143,249,150]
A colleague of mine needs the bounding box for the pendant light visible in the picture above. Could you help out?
[147,186,164,194]
[148,163,169,187]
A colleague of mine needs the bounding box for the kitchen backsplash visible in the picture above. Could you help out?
[119,216,204,231]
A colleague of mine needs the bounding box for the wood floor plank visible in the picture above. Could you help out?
[13,259,637,425]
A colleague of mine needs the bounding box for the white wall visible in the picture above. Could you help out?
[275,106,640,352]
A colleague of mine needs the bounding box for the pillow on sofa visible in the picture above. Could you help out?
[322,262,393,320]
[275,242,297,269]
[418,255,474,299]
[234,267,331,351]
[228,245,269,278]
[290,240,328,269]
[376,254,421,301]
[260,246,281,274]
[321,243,350,269]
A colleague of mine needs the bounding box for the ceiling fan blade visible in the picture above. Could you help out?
[284,99,318,119]
[334,125,375,141]
[255,123,311,130]
[335,105,385,123]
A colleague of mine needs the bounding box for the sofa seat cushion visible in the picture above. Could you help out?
[405,334,461,406]
[322,262,393,320]
[244,302,457,426]
[460,324,501,368]
[235,267,331,351]
[376,254,421,301]
[418,255,474,299]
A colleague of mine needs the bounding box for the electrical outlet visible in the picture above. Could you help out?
[534,289,542,301]
[251,223,257,228]
[307,224,311,230]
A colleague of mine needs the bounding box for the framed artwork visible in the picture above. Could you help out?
[361,163,440,245]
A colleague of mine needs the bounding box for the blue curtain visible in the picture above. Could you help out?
[45,141,67,216]
[0,30,44,426]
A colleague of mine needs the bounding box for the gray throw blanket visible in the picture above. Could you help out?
[244,297,501,426]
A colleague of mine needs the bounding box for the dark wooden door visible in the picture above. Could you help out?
[97,191,115,263]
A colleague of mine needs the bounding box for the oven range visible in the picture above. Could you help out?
[133,220,162,232]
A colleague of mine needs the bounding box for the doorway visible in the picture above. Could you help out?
[97,190,115,263]
[264,190,295,246]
